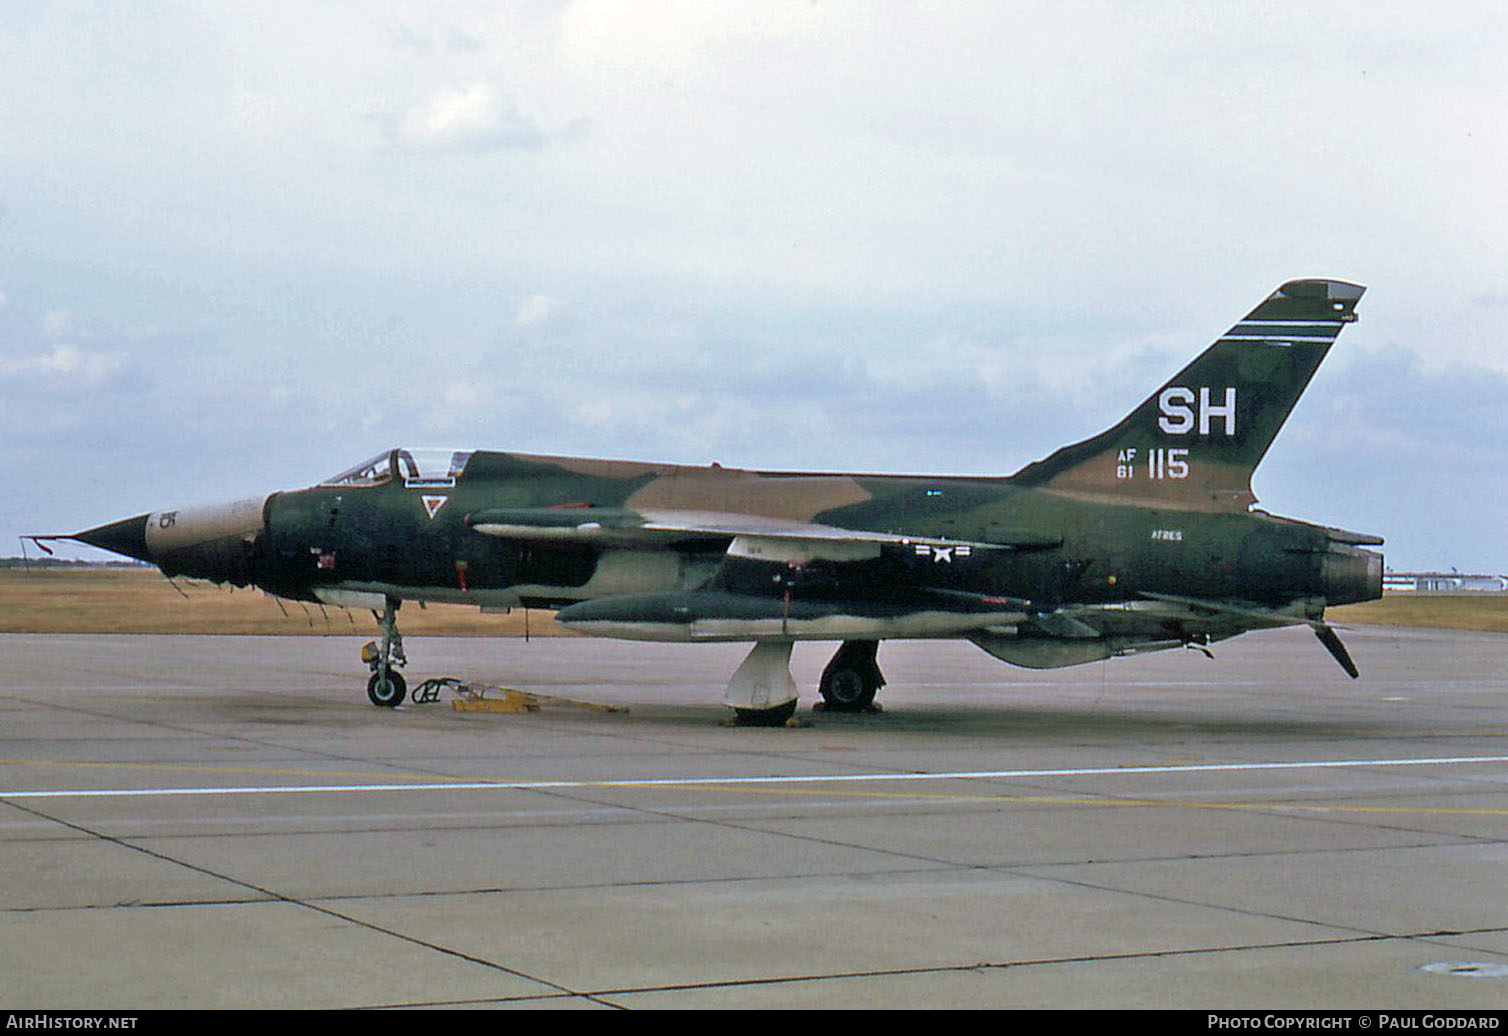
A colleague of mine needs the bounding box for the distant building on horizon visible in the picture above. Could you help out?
[1384,571,1508,593]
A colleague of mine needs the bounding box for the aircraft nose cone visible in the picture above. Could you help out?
[143,496,269,584]
[68,495,270,585]
[72,513,153,563]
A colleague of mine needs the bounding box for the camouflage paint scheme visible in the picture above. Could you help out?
[60,280,1382,718]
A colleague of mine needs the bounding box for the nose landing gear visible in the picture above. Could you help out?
[363,597,408,707]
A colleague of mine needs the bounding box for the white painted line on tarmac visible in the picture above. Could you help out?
[3,755,1506,800]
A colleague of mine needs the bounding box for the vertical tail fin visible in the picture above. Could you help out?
[1011,279,1364,511]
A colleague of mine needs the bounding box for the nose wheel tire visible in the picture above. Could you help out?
[367,669,407,707]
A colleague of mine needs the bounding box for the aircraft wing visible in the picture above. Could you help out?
[467,506,1060,561]
[486,506,1051,643]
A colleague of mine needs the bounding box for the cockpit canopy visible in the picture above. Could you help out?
[320,448,475,489]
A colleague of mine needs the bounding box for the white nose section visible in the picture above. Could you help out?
[144,496,267,555]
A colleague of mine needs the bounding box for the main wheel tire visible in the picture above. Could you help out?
[367,669,407,708]
[819,666,875,711]
[731,699,798,727]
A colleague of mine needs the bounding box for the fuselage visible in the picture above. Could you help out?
[133,448,1381,627]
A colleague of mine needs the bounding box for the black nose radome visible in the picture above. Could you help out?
[72,514,152,563]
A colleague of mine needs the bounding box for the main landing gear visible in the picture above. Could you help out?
[363,596,408,707]
[722,639,888,725]
[816,639,886,713]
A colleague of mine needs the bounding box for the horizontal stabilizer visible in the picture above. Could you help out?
[1252,511,1385,547]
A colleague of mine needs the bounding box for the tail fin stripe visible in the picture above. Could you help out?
[1225,330,1343,341]
[1235,320,1347,327]
[1224,329,1342,335]
[1220,335,1336,344]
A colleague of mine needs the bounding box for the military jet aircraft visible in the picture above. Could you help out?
[44,278,1382,724]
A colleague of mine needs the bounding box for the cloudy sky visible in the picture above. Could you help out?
[1,1,1505,572]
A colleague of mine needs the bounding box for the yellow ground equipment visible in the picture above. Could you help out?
[411,677,628,715]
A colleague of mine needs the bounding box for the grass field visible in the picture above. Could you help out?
[1328,593,1508,634]
[0,568,570,636]
[1,568,1505,636]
